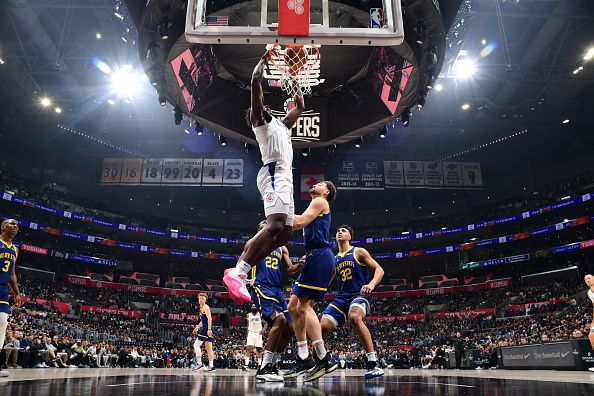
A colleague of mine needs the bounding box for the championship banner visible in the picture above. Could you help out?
[462,162,483,187]
[443,162,464,188]
[422,161,444,188]
[100,158,243,187]
[360,160,384,190]
[384,161,405,188]
[335,160,361,189]
[300,167,325,200]
[403,160,424,187]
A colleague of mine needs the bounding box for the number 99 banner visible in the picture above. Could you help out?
[100,158,243,187]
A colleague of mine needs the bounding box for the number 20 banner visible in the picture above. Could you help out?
[100,158,243,187]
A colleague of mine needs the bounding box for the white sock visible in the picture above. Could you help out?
[260,350,274,368]
[235,260,251,275]
[244,356,249,365]
[312,339,326,359]
[272,352,281,365]
[297,341,309,360]
[366,352,377,362]
[0,312,8,351]
[209,360,214,368]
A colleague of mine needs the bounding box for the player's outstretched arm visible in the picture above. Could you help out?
[250,52,269,127]
[10,251,20,307]
[282,84,304,129]
[292,197,328,230]
[356,248,384,296]
[281,246,301,275]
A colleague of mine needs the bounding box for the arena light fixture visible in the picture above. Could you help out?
[354,137,362,148]
[110,69,141,97]
[562,119,569,124]
[54,107,62,114]
[0,57,5,65]
[158,92,167,107]
[173,106,183,125]
[159,18,169,40]
[435,83,443,91]
[461,103,470,110]
[379,127,388,139]
[327,144,336,155]
[481,39,487,45]
[301,147,310,157]
[453,58,476,78]
[107,99,116,105]
[195,122,204,135]
[219,135,227,146]
[96,33,102,39]
[402,231,410,235]
[584,47,594,61]
[184,129,190,134]
[401,108,411,127]
[245,142,253,153]
[40,97,52,107]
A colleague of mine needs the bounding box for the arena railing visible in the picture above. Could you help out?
[2,190,592,246]
[4,211,593,262]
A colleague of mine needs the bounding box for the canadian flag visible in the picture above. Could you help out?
[301,166,324,200]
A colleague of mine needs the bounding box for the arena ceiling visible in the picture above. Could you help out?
[0,0,593,163]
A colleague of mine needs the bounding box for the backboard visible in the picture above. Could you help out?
[185,0,404,46]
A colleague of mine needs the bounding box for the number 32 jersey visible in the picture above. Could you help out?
[252,248,283,288]
[335,247,368,298]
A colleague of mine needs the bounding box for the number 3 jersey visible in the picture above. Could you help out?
[252,248,283,288]
[335,247,368,298]
[0,241,18,311]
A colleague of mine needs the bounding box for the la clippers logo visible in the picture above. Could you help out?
[270,98,321,142]
[265,192,275,203]
[287,0,304,14]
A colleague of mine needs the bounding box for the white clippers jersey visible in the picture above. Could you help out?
[253,116,293,167]
[588,289,594,305]
[247,313,263,333]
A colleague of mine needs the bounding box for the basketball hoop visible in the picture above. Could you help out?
[267,44,320,97]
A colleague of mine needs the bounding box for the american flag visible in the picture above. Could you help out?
[206,16,228,26]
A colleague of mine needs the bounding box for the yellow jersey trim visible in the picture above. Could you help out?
[353,247,366,266]
[329,303,347,322]
[254,286,280,304]
[295,282,327,291]
[0,301,9,305]
[0,240,14,249]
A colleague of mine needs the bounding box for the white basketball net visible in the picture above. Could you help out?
[267,44,320,97]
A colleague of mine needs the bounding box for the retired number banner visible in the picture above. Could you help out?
[100,158,243,187]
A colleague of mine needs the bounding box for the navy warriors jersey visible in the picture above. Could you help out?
[304,212,332,251]
[0,240,18,289]
[252,248,283,288]
[335,247,368,297]
[200,308,209,329]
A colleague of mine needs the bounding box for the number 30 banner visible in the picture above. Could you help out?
[100,158,243,187]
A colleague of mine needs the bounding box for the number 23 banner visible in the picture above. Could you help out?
[100,158,243,187]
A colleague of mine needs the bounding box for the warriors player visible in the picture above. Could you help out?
[585,274,594,372]
[0,219,21,378]
[245,304,267,368]
[248,220,302,382]
[284,181,338,381]
[192,293,215,371]
[224,50,304,305]
[320,225,385,379]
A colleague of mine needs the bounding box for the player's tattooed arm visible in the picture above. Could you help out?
[356,248,384,296]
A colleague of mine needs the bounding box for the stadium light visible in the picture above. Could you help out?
[173,106,183,125]
[107,99,116,105]
[562,119,569,124]
[435,83,443,91]
[96,33,102,39]
[40,97,52,107]
[219,135,227,146]
[379,127,388,139]
[301,148,310,157]
[453,58,476,78]
[54,107,62,114]
[584,47,594,61]
[461,103,470,110]
[111,69,141,97]
[354,137,362,148]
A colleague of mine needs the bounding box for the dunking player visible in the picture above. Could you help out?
[320,225,385,379]
[224,50,304,305]
[284,181,338,381]
[248,220,302,382]
[192,293,215,371]
[245,304,267,368]
[585,274,594,372]
[0,219,21,378]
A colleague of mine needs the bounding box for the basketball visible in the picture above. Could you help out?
[284,46,308,73]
